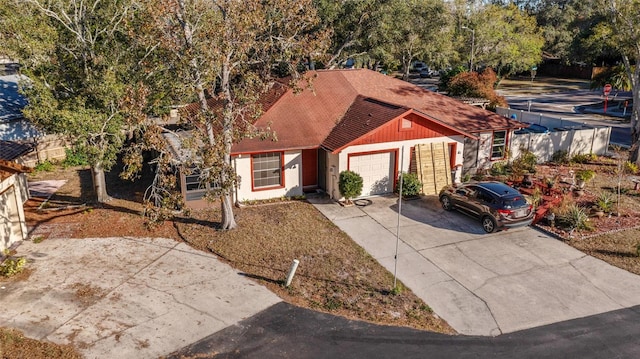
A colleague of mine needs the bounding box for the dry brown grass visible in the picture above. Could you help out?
[175,200,454,333]
[0,328,81,359]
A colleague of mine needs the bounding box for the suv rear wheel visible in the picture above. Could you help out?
[481,215,497,233]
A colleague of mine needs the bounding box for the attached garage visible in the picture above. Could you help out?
[348,151,396,196]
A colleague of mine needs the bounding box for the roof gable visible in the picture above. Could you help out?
[322,96,410,152]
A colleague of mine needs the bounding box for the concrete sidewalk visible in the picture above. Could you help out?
[309,195,640,336]
[0,237,281,358]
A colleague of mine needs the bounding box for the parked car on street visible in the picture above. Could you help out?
[419,68,433,78]
[439,181,534,233]
[514,122,550,134]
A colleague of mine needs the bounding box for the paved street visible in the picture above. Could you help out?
[500,89,632,147]
[170,301,640,359]
[309,195,640,336]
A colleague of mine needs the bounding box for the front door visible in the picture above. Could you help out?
[302,148,318,191]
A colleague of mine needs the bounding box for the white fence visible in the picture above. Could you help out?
[497,107,612,163]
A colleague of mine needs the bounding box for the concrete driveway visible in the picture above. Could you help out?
[309,195,640,336]
[0,237,280,358]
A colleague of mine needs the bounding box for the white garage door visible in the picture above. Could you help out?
[349,152,395,196]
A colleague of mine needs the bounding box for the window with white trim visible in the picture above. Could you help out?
[252,152,282,188]
[184,170,220,201]
[491,131,507,159]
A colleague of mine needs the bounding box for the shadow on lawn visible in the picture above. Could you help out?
[594,249,640,258]
[238,272,284,285]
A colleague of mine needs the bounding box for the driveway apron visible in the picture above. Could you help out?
[0,237,281,358]
[309,195,640,336]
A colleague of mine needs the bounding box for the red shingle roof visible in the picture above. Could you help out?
[181,69,518,154]
[322,96,410,152]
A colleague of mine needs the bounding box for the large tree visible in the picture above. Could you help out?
[598,0,640,163]
[314,0,389,68]
[466,3,544,79]
[140,0,326,230]
[2,0,146,203]
[370,0,453,79]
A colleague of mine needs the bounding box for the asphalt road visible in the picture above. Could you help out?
[502,90,632,147]
[169,302,640,359]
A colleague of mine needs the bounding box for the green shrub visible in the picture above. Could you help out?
[395,172,422,197]
[62,148,89,167]
[595,191,615,213]
[0,257,26,277]
[575,169,596,182]
[339,170,363,203]
[34,160,55,172]
[624,161,639,175]
[490,161,510,176]
[551,150,570,164]
[511,148,537,175]
[556,204,592,231]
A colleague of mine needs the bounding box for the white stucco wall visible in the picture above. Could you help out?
[233,150,304,202]
[0,174,28,252]
[326,136,465,200]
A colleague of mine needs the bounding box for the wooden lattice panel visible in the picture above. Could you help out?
[415,143,451,195]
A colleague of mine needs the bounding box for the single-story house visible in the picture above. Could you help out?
[172,69,523,208]
[0,159,31,252]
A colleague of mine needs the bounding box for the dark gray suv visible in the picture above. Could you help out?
[439,181,534,233]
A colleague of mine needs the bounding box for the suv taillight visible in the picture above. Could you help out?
[497,209,513,216]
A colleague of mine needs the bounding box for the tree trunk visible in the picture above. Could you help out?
[91,163,111,203]
[219,57,237,230]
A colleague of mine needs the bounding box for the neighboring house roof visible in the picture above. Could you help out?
[0,73,28,122]
[0,140,35,161]
[0,158,32,181]
[0,69,43,141]
[180,69,521,155]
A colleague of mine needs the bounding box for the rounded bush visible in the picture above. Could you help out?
[339,170,363,202]
[395,172,422,197]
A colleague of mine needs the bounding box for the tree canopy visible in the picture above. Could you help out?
[466,3,544,79]
[2,0,149,203]
[135,0,327,229]
[595,0,640,163]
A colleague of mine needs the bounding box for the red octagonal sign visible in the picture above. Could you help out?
[604,83,612,96]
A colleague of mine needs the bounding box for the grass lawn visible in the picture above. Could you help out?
[173,200,454,333]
